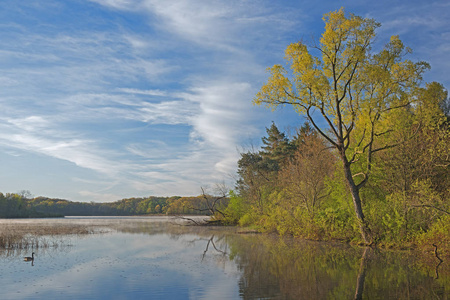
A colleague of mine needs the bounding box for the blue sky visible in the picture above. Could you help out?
[0,0,448,202]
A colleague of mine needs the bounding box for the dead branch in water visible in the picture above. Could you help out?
[170,215,208,226]
[170,184,230,226]
[170,215,225,226]
[183,185,228,218]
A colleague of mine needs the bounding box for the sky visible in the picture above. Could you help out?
[0,0,448,202]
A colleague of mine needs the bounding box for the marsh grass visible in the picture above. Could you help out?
[0,222,97,250]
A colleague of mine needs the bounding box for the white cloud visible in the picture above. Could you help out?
[118,88,168,96]
[89,0,139,11]
[2,133,121,175]
[184,81,257,147]
[142,0,234,47]
[7,116,51,132]
[0,113,125,178]
[138,100,197,124]
[126,141,171,159]
[92,0,298,52]
[124,35,150,50]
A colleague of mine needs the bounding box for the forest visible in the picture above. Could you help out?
[0,193,228,218]
[220,9,449,252]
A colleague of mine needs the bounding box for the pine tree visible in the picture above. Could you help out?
[260,122,294,171]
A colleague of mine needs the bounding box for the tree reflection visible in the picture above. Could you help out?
[225,234,448,299]
[202,235,227,261]
[354,247,372,300]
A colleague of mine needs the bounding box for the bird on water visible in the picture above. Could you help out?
[24,252,35,262]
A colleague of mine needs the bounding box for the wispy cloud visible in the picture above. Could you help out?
[142,0,237,49]
[118,88,168,97]
[88,0,139,11]
[0,127,121,176]
[184,81,257,147]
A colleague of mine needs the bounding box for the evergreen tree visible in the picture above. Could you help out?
[260,122,294,172]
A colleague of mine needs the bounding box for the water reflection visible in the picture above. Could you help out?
[202,235,228,261]
[227,234,449,299]
[354,247,371,300]
[0,217,448,299]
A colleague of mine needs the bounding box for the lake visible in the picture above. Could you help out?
[0,217,448,299]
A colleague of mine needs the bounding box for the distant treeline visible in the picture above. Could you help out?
[0,193,229,218]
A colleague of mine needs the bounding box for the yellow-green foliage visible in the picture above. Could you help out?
[223,191,247,224]
[416,214,450,258]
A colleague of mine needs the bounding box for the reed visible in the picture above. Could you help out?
[0,222,96,250]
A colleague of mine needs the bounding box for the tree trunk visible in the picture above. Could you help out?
[342,159,372,244]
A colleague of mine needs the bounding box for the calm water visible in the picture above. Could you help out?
[0,217,448,300]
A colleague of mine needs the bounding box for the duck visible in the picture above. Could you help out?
[24,252,35,262]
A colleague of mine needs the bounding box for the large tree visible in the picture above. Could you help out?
[254,8,429,243]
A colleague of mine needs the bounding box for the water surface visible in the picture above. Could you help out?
[0,217,448,299]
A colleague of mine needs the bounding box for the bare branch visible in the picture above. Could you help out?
[306,107,338,148]
[411,205,450,215]
[171,215,206,226]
